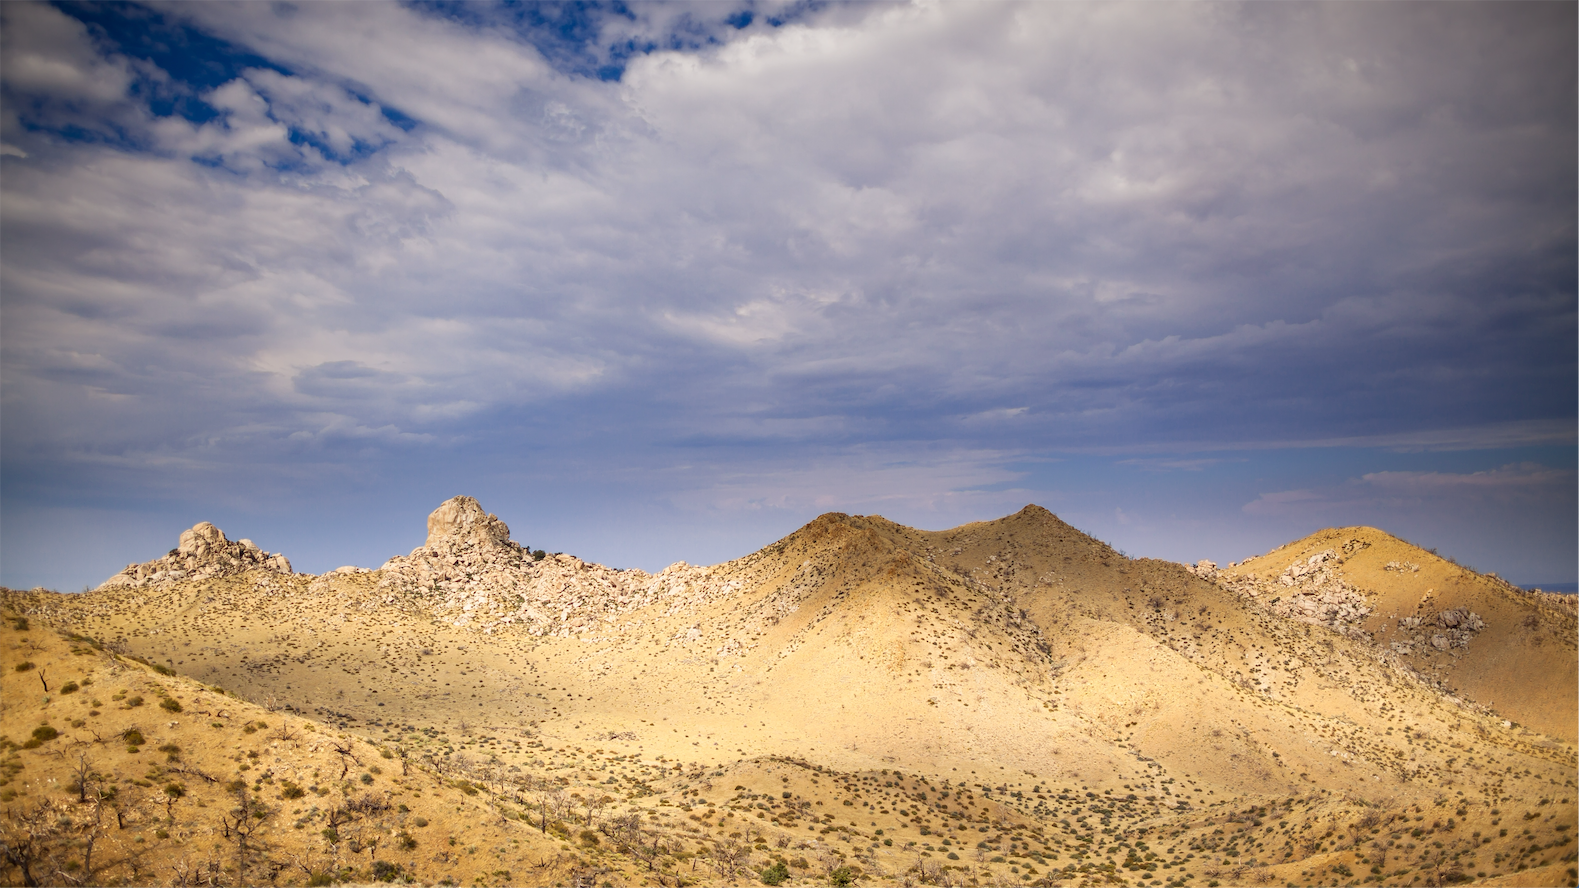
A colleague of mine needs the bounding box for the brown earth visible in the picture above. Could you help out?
[2,503,1574,887]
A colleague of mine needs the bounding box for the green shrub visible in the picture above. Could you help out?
[761,861,789,885]
[122,729,145,746]
[59,681,79,695]
[372,860,402,882]
[160,697,182,713]
[829,865,857,887]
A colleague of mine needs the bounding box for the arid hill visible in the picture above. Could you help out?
[3,499,1574,887]
[1214,526,1577,743]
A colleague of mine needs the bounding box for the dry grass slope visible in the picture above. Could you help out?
[2,503,1574,887]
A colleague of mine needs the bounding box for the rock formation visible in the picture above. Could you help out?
[98,521,291,589]
[424,495,513,550]
[1209,548,1376,637]
[377,496,752,637]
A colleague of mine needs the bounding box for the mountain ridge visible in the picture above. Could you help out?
[3,498,1574,887]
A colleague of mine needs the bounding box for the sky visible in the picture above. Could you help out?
[1,1,1574,592]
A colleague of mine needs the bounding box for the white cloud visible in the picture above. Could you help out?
[1,1,1573,588]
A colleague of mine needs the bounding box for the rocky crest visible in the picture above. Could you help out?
[377,497,762,638]
[98,521,291,589]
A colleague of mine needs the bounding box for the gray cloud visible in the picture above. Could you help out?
[1,1,1573,587]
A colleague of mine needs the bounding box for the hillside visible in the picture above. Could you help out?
[1214,526,1577,743]
[3,498,1575,887]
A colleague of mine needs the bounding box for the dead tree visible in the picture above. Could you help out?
[219,785,272,883]
[0,800,62,887]
[73,787,111,886]
[69,753,95,804]
[331,740,360,781]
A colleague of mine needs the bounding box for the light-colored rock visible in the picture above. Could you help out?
[426,495,513,549]
[98,522,292,590]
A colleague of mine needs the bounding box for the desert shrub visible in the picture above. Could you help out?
[9,617,28,631]
[122,729,145,746]
[14,661,34,672]
[396,831,417,851]
[359,773,374,785]
[59,681,79,695]
[412,817,428,828]
[126,695,144,708]
[829,865,857,886]
[306,871,335,887]
[164,783,186,799]
[761,860,789,885]
[579,829,599,845]
[372,860,402,882]
[789,857,809,870]
[281,781,306,800]
[160,697,182,713]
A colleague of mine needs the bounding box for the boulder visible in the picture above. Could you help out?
[426,496,514,550]
[98,522,292,590]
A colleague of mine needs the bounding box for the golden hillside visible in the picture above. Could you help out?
[1219,526,1577,742]
[3,500,1575,887]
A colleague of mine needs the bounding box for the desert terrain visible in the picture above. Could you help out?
[2,497,1574,887]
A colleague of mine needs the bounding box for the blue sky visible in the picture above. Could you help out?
[2,1,1574,591]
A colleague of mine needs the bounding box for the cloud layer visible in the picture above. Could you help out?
[2,1,1573,588]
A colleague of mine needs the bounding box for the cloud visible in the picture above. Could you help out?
[1,0,1573,587]
[1244,463,1575,518]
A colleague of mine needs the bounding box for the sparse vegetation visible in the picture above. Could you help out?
[0,510,1572,887]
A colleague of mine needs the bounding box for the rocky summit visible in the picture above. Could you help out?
[3,499,1574,888]
[97,520,291,589]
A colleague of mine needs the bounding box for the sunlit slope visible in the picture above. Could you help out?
[0,609,596,888]
[4,504,1578,886]
[1225,526,1578,742]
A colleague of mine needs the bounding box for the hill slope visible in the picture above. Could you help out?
[3,499,1575,887]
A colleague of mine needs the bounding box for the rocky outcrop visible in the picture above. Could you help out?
[98,522,291,589]
[425,495,513,550]
[376,496,770,637]
[1217,549,1374,637]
